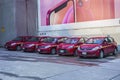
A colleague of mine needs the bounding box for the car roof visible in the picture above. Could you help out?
[67,37,82,39]
[88,36,107,39]
[46,36,67,38]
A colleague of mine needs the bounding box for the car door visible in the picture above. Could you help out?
[107,37,115,53]
[104,37,113,54]
[102,38,110,55]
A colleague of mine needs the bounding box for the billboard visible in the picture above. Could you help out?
[38,0,120,26]
[37,0,120,32]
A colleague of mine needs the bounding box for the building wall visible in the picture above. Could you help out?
[0,0,37,46]
[0,0,17,46]
[15,0,37,36]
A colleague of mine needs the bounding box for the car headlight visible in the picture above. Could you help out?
[11,43,17,46]
[92,46,100,51]
[68,46,74,49]
[45,45,51,48]
[28,44,35,47]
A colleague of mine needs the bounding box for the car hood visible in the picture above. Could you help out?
[80,44,100,50]
[6,41,21,45]
[39,43,55,46]
[24,42,39,45]
[59,43,74,49]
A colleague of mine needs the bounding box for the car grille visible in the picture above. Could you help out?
[59,49,67,53]
[81,48,92,50]
[39,46,45,48]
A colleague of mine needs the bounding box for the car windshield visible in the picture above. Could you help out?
[43,37,57,43]
[64,38,78,44]
[86,38,103,44]
[27,37,39,42]
[13,37,23,41]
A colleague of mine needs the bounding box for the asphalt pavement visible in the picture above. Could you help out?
[0,48,120,80]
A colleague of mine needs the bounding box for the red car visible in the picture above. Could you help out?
[4,36,32,51]
[22,36,47,52]
[37,37,67,54]
[57,37,86,56]
[77,36,118,58]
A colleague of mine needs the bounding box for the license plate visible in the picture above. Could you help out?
[82,52,87,55]
[60,50,64,53]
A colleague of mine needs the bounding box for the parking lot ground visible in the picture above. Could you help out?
[0,48,120,80]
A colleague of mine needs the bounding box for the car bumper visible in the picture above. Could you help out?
[37,48,51,53]
[23,47,35,52]
[77,50,100,57]
[58,49,75,55]
[5,45,16,50]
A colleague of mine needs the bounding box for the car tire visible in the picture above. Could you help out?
[16,46,22,51]
[58,54,62,56]
[99,51,104,59]
[51,48,56,55]
[78,55,84,58]
[113,48,118,56]
[23,50,26,52]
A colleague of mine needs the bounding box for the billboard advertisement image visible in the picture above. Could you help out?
[39,0,117,26]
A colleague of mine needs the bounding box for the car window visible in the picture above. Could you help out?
[40,37,47,42]
[105,37,113,43]
[65,38,78,44]
[58,37,67,43]
[24,37,32,41]
[13,37,22,41]
[27,37,39,42]
[86,38,103,44]
[43,37,56,43]
[71,39,78,44]
[78,38,85,43]
[108,37,114,43]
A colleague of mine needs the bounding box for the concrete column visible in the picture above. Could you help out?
[15,0,38,36]
[0,0,38,46]
[0,0,16,46]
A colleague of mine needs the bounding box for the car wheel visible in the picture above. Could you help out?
[58,54,62,56]
[23,50,26,52]
[16,46,21,51]
[78,55,84,58]
[99,51,104,59]
[113,48,118,56]
[51,48,56,55]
